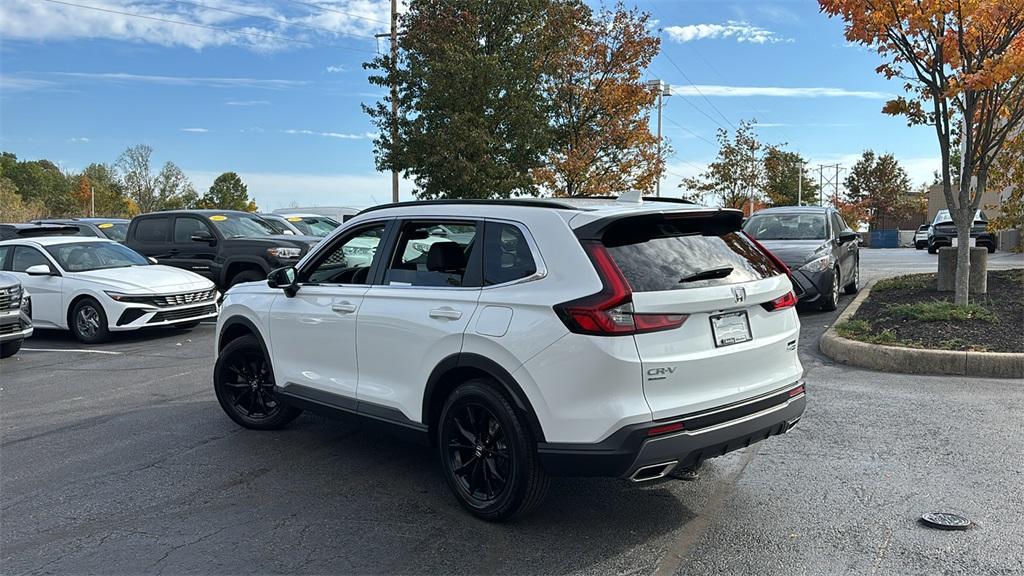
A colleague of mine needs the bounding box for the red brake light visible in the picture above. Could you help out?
[555,242,688,336]
[647,422,684,436]
[762,291,798,312]
[788,384,805,397]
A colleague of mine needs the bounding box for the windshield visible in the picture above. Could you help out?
[286,216,340,237]
[46,242,149,272]
[96,222,128,242]
[208,214,277,238]
[743,213,828,241]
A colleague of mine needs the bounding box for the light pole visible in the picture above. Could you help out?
[646,79,671,197]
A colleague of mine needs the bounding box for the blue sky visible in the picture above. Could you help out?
[0,0,941,209]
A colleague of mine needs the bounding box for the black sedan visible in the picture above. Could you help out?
[743,206,861,311]
[927,209,997,253]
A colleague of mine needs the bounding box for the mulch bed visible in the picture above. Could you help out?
[843,269,1024,353]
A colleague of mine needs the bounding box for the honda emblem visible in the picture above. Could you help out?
[732,286,746,303]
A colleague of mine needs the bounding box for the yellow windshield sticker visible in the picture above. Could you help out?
[286,216,303,222]
[97,223,114,229]
[210,215,228,221]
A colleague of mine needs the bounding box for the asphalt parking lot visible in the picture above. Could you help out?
[2,248,1022,575]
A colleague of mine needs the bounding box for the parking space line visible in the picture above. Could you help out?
[20,348,124,355]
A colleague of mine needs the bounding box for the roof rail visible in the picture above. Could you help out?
[564,195,695,205]
[356,198,583,215]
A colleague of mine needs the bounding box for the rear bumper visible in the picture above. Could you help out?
[929,231,997,249]
[537,381,806,478]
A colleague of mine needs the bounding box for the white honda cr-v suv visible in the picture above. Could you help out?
[214,194,806,521]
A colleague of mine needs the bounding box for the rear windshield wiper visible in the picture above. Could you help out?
[679,266,734,283]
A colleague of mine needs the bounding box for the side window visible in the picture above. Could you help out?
[134,217,169,243]
[385,221,479,288]
[12,246,51,273]
[0,246,10,270]
[483,222,537,286]
[831,213,846,238]
[303,223,387,285]
[174,217,211,243]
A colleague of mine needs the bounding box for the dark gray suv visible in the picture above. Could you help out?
[743,206,860,311]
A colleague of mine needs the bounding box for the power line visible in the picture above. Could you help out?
[168,0,376,41]
[662,112,718,147]
[38,0,375,52]
[661,50,737,131]
[281,0,388,26]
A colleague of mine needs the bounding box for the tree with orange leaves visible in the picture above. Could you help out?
[820,0,1024,304]
[536,4,664,196]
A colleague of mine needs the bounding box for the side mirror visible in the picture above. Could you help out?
[148,257,158,265]
[267,266,299,297]
[283,230,295,235]
[25,264,54,276]
[191,230,216,244]
[839,231,860,244]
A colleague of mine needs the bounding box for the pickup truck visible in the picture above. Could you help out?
[125,210,321,289]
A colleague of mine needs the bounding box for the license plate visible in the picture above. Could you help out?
[711,311,752,347]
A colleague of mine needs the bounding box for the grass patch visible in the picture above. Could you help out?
[884,300,996,322]
[873,274,932,292]
[834,319,901,345]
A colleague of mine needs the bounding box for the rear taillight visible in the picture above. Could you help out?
[761,291,798,311]
[554,242,687,336]
[647,422,685,437]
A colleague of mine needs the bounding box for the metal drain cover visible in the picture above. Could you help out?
[920,512,972,530]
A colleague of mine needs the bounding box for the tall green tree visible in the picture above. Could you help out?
[680,120,774,211]
[0,177,46,222]
[0,152,76,216]
[78,163,131,217]
[200,172,256,211]
[116,145,197,213]
[843,150,912,229]
[365,0,574,199]
[763,148,819,207]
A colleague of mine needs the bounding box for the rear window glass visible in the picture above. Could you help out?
[603,224,779,292]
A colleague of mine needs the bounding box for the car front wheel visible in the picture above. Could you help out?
[1,339,23,359]
[819,268,840,311]
[71,298,111,344]
[214,335,302,430]
[438,379,549,521]
[844,260,860,295]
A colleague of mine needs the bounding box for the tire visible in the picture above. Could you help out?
[987,245,996,254]
[844,260,860,295]
[70,298,111,344]
[228,269,265,288]
[915,242,925,250]
[174,320,202,330]
[927,244,938,254]
[1,339,22,359]
[819,267,840,311]
[214,334,302,430]
[437,379,549,522]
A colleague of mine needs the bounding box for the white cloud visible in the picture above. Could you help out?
[325,65,347,73]
[187,169,414,209]
[664,21,792,44]
[0,0,388,52]
[180,128,210,133]
[225,99,270,106]
[0,75,59,92]
[669,85,892,99]
[282,129,376,140]
[67,137,91,143]
[57,72,306,90]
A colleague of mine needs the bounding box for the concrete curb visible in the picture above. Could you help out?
[819,279,1024,379]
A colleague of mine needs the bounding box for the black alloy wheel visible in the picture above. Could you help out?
[71,298,111,343]
[438,380,549,521]
[214,335,301,430]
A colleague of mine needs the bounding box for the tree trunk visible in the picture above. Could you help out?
[954,217,971,305]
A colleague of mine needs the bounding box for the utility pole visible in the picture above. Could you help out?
[817,163,844,208]
[797,161,803,206]
[376,0,400,204]
[90,184,95,217]
[646,80,670,197]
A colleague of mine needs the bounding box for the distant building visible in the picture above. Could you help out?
[926,183,1002,221]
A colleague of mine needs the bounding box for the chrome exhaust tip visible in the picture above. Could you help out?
[629,461,678,482]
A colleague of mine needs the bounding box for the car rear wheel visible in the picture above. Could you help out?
[71,298,110,344]
[844,260,860,295]
[438,379,549,521]
[819,268,840,311]
[987,245,996,254]
[214,335,301,430]
[927,244,938,254]
[1,340,22,359]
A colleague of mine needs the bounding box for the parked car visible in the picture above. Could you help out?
[0,271,33,359]
[743,206,860,311]
[214,195,806,521]
[258,213,341,237]
[0,237,217,343]
[273,206,360,223]
[914,224,930,250]
[32,218,130,242]
[0,223,80,241]
[927,209,996,253]
[125,210,321,289]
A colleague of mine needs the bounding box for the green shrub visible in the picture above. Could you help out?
[874,274,933,292]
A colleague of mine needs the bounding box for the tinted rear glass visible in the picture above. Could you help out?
[603,220,779,292]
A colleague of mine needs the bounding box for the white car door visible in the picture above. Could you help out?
[268,221,389,403]
[9,244,64,328]
[355,220,482,424]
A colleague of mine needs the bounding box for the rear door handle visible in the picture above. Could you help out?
[429,307,462,320]
[332,302,357,314]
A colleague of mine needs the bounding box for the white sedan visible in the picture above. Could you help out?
[0,236,218,343]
